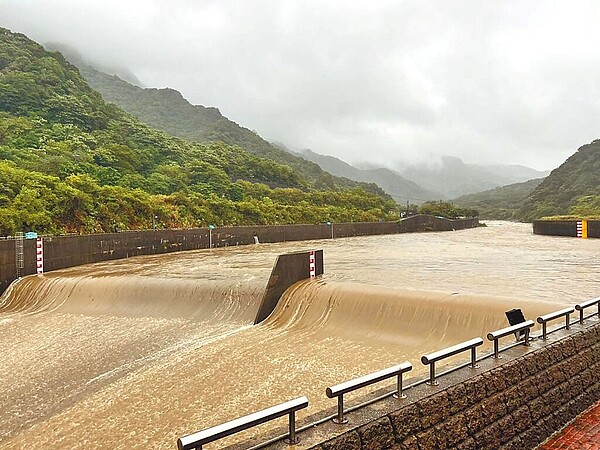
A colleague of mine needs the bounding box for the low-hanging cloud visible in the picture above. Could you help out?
[1,0,599,170]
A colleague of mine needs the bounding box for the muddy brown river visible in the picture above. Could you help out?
[1,221,598,449]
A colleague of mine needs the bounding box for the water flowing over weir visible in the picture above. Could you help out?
[2,222,600,449]
[0,275,266,321]
[264,281,563,349]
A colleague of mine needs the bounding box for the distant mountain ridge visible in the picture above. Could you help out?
[298,149,441,203]
[395,156,549,199]
[51,44,390,198]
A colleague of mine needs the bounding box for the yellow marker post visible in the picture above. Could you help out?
[582,219,588,239]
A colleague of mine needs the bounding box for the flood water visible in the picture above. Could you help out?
[1,221,598,449]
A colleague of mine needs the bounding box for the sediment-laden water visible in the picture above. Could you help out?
[1,222,598,449]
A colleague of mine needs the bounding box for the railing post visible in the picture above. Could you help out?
[542,322,548,340]
[332,395,348,424]
[393,372,407,399]
[492,338,500,359]
[285,411,299,444]
[428,362,438,386]
[579,308,585,324]
[565,312,571,330]
[470,346,479,368]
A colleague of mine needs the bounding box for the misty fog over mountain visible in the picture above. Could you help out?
[2,1,599,172]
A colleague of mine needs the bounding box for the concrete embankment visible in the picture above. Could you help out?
[0,215,478,294]
[534,219,600,238]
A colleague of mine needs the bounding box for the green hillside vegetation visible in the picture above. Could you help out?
[0,28,398,235]
[416,201,478,219]
[537,195,600,221]
[454,178,544,220]
[60,48,388,197]
[516,140,600,221]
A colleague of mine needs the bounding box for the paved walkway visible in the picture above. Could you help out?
[538,399,600,449]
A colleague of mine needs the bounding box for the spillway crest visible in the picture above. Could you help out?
[263,279,565,346]
[0,274,265,323]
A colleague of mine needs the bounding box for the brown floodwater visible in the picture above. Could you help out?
[1,221,598,449]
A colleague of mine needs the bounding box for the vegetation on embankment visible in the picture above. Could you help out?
[0,28,398,235]
[416,201,478,219]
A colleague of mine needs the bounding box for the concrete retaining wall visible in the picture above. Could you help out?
[0,215,478,295]
[305,322,600,450]
[533,219,600,238]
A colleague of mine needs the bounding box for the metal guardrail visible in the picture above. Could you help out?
[177,397,308,450]
[325,362,412,424]
[537,307,575,340]
[487,320,534,358]
[421,337,483,386]
[575,297,600,324]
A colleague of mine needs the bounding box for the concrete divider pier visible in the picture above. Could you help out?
[254,250,324,324]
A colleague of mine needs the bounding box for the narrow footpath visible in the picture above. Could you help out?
[538,399,600,449]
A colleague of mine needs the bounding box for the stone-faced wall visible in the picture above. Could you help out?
[307,323,600,450]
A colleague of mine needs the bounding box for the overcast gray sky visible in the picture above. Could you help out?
[1,0,599,170]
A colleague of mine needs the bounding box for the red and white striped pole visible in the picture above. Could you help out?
[36,237,44,275]
[309,250,316,278]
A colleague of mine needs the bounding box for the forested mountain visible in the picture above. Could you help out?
[299,149,440,203]
[0,28,398,235]
[397,156,548,199]
[453,178,544,219]
[516,140,600,220]
[51,44,387,197]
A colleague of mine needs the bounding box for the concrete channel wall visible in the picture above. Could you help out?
[0,215,478,295]
[533,219,600,238]
[297,322,600,450]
